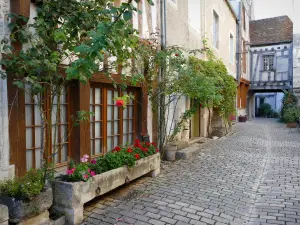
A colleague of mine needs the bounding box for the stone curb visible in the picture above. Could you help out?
[175,138,216,160]
[0,204,8,225]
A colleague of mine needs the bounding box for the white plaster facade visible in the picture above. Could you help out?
[0,0,14,180]
[165,0,237,140]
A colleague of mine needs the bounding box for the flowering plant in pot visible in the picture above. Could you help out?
[0,169,53,224]
[282,106,300,128]
[114,94,134,109]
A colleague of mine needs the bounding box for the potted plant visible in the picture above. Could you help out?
[52,140,160,225]
[238,115,247,122]
[0,169,53,224]
[282,106,300,128]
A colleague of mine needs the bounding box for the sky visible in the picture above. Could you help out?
[253,0,300,34]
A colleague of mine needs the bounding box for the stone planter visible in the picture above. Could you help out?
[287,122,297,128]
[0,188,53,224]
[52,153,160,224]
[164,144,178,161]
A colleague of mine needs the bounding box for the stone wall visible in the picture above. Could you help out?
[0,0,14,180]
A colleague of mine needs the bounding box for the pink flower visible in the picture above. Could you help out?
[90,171,96,177]
[66,168,75,175]
[81,154,89,163]
[88,168,91,173]
[83,174,89,179]
[91,159,97,164]
[116,99,125,107]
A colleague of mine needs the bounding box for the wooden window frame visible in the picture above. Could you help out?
[89,83,139,157]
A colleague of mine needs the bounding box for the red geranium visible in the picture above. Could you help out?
[116,99,125,107]
[127,148,133,153]
[142,147,148,152]
[135,154,140,160]
[114,146,121,152]
[175,53,179,56]
[145,142,151,147]
[156,148,159,153]
[151,142,156,147]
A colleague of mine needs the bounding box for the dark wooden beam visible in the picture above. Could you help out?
[11,0,30,18]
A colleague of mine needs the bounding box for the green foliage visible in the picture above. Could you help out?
[282,106,300,123]
[0,169,45,201]
[258,103,273,117]
[63,140,158,182]
[280,91,298,121]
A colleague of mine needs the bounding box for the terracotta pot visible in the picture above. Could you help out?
[287,122,297,128]
[164,144,178,161]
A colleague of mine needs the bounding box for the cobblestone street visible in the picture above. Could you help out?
[82,119,300,225]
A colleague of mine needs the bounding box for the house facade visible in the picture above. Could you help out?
[230,0,253,117]
[248,16,293,118]
[0,0,157,178]
[294,34,300,104]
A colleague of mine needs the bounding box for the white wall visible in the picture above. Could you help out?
[0,0,14,180]
[255,92,284,112]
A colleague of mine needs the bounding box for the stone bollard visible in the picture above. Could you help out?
[0,205,9,225]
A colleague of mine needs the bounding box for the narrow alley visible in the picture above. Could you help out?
[82,119,300,225]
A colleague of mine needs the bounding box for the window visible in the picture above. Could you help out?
[230,34,234,63]
[263,55,274,71]
[90,86,137,156]
[213,11,219,49]
[243,41,247,73]
[25,87,70,171]
[188,0,201,32]
[243,6,246,30]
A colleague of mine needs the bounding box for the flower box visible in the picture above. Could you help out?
[0,188,53,224]
[287,122,297,128]
[52,153,160,224]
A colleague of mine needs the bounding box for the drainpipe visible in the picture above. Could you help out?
[236,2,242,120]
[158,0,166,152]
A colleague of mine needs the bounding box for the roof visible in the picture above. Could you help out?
[225,0,238,22]
[250,16,293,46]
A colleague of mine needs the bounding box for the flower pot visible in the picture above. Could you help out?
[52,153,160,225]
[238,116,247,122]
[0,188,53,224]
[287,122,297,128]
[164,144,178,161]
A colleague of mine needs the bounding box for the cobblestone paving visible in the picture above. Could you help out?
[82,119,300,225]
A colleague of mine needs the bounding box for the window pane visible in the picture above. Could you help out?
[114,91,118,99]
[60,88,67,104]
[26,128,33,149]
[95,122,101,138]
[129,134,133,144]
[107,122,112,135]
[114,136,119,147]
[53,148,58,164]
[123,120,128,133]
[34,105,42,125]
[25,106,33,126]
[52,105,57,125]
[95,106,101,121]
[107,106,112,120]
[95,139,101,154]
[129,120,133,132]
[114,106,118,120]
[114,121,119,134]
[95,88,101,104]
[60,105,67,123]
[123,135,127,145]
[123,107,128,118]
[35,149,41,169]
[52,126,59,145]
[26,150,33,171]
[129,106,133,118]
[25,88,31,104]
[90,106,94,121]
[107,137,112,152]
[90,88,94,104]
[90,140,94,155]
[108,90,113,104]
[61,144,68,162]
[61,125,68,142]
[35,127,42,148]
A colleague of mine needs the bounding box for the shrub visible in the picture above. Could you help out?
[258,103,273,117]
[64,140,158,182]
[0,169,45,201]
[282,106,300,123]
